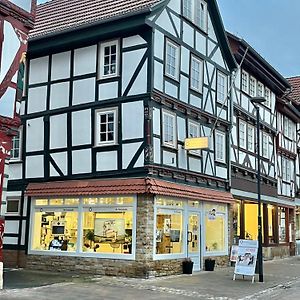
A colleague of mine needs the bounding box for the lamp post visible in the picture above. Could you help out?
[250,96,266,283]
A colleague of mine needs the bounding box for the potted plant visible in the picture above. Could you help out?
[204,257,215,271]
[182,257,194,274]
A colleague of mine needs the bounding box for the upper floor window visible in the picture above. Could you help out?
[11,129,22,160]
[190,55,203,93]
[6,199,20,215]
[165,39,180,80]
[99,40,119,79]
[217,71,227,103]
[262,133,269,158]
[241,70,248,93]
[162,110,177,148]
[183,0,207,32]
[249,76,256,97]
[95,108,118,146]
[188,120,201,156]
[283,117,294,140]
[257,81,264,97]
[265,87,271,108]
[248,125,255,152]
[215,131,225,163]
[282,157,291,182]
[239,120,246,149]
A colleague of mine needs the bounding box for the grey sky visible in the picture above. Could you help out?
[36,0,300,77]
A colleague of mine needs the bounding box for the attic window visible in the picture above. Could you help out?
[183,0,207,32]
[99,40,119,79]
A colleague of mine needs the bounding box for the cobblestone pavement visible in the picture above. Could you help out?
[1,257,300,300]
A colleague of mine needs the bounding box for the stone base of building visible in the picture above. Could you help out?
[3,250,26,268]
[25,255,229,277]
[263,245,291,260]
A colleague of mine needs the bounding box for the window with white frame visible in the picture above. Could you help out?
[162,111,176,148]
[241,70,248,93]
[239,120,246,149]
[265,87,271,108]
[95,108,118,146]
[248,124,255,152]
[182,0,207,32]
[215,131,225,162]
[217,71,227,103]
[190,55,203,93]
[183,0,192,19]
[11,129,22,160]
[99,40,119,79]
[165,39,179,80]
[188,120,201,155]
[257,81,264,97]
[249,76,256,97]
[283,117,294,139]
[282,157,291,182]
[262,133,269,158]
[6,199,20,215]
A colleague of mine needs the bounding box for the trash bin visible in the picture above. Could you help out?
[205,258,215,271]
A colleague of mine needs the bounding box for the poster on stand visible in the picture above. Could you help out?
[234,239,258,276]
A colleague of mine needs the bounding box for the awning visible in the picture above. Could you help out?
[26,177,234,203]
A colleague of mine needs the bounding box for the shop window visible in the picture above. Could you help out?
[82,209,133,254]
[278,207,287,243]
[32,210,78,252]
[232,202,241,244]
[296,208,300,240]
[99,40,119,79]
[6,199,20,215]
[156,208,183,255]
[205,204,227,253]
[244,203,264,241]
[267,205,276,244]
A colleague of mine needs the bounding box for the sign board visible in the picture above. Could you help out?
[234,239,258,277]
[184,137,209,150]
[230,245,239,262]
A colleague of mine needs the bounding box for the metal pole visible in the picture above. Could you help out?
[256,105,264,282]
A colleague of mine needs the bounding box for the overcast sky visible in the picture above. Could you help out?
[36,0,300,77]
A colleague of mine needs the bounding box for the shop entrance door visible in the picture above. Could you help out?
[188,212,201,271]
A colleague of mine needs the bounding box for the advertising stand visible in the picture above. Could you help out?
[233,239,258,283]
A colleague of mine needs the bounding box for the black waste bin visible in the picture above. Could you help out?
[205,259,215,271]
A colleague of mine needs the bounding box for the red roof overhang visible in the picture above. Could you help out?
[26,178,234,204]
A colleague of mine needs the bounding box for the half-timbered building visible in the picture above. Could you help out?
[3,0,237,276]
[228,33,296,259]
[286,76,300,255]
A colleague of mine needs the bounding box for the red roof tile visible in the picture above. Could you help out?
[30,0,162,39]
[287,76,300,103]
[26,177,234,203]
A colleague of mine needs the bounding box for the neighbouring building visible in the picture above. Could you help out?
[227,33,297,259]
[3,0,237,277]
[286,76,300,255]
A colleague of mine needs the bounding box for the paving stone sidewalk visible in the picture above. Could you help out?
[1,257,300,299]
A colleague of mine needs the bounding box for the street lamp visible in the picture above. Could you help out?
[250,96,266,283]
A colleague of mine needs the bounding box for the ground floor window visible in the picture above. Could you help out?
[233,200,290,246]
[30,196,135,258]
[296,208,300,240]
[204,204,227,254]
[156,208,183,255]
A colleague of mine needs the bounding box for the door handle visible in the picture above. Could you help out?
[188,231,193,243]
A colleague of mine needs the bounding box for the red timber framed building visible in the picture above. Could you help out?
[0,0,36,267]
